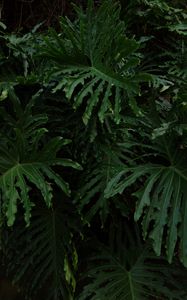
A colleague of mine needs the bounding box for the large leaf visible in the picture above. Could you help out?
[75,143,128,223]
[2,202,79,300]
[41,0,149,124]
[0,94,81,226]
[105,116,187,266]
[78,222,185,300]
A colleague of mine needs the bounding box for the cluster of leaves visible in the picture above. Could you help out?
[0,0,187,299]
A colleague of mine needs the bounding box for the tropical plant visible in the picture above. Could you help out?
[40,0,150,125]
[0,90,81,226]
[78,221,186,300]
[1,0,187,299]
[105,106,187,266]
[1,201,79,300]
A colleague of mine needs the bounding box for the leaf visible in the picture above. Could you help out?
[104,116,187,265]
[42,0,149,124]
[0,89,8,101]
[0,21,7,30]
[75,140,132,223]
[78,222,185,300]
[2,204,79,300]
[0,95,80,226]
[169,23,187,35]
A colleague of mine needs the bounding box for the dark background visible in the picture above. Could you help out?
[0,0,92,31]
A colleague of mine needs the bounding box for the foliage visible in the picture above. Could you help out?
[78,222,186,300]
[75,137,132,223]
[40,0,149,125]
[105,108,187,265]
[0,90,81,226]
[1,0,187,299]
[2,201,80,299]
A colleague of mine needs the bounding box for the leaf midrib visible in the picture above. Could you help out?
[0,161,42,181]
[127,271,136,300]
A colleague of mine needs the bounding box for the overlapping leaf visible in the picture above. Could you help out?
[75,143,128,223]
[2,204,79,300]
[78,222,185,300]
[0,94,81,226]
[105,119,187,266]
[41,0,149,124]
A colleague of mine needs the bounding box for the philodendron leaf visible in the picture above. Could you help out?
[2,205,78,299]
[42,0,149,124]
[78,223,185,300]
[105,159,187,266]
[0,96,81,226]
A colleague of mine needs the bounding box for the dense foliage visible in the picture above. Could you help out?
[0,0,187,299]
